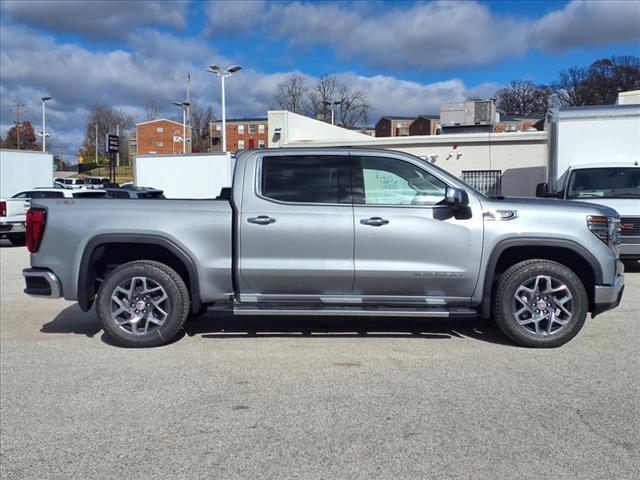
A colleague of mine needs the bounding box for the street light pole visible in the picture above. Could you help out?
[206,64,242,153]
[41,96,52,152]
[173,101,190,154]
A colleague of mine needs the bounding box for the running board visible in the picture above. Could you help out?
[233,305,477,318]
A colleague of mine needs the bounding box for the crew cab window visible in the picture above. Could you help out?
[31,191,64,199]
[355,156,446,205]
[261,155,346,203]
[106,190,131,199]
[73,192,107,198]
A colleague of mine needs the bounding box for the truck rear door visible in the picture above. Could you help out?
[238,153,354,300]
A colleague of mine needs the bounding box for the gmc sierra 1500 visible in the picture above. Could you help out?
[23,148,624,348]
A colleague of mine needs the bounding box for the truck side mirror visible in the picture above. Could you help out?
[535,182,560,198]
[445,187,469,208]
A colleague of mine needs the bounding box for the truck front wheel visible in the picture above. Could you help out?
[493,259,588,348]
[96,260,190,348]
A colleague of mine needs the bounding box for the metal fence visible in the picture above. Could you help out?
[461,170,502,196]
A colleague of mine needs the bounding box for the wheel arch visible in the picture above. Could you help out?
[481,238,602,318]
[78,234,202,314]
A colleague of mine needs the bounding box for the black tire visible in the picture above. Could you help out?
[6,233,26,246]
[96,260,190,348]
[493,259,588,348]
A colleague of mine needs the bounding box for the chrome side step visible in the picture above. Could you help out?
[233,305,477,318]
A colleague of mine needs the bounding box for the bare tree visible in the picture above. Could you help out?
[336,80,369,128]
[78,106,134,163]
[552,67,590,106]
[190,103,215,152]
[553,56,640,106]
[495,80,550,116]
[145,100,160,121]
[274,74,309,114]
[308,75,339,120]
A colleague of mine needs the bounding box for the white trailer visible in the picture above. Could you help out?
[0,149,53,197]
[540,104,640,260]
[134,153,234,199]
[546,104,640,183]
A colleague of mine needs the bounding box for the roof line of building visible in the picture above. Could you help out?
[136,118,186,127]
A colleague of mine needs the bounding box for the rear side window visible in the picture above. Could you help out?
[31,191,64,199]
[12,191,32,199]
[106,190,131,199]
[261,155,348,204]
[73,192,107,198]
[139,191,165,199]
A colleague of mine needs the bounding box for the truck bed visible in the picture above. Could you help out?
[29,198,234,303]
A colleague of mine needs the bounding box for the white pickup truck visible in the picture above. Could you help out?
[1,188,106,245]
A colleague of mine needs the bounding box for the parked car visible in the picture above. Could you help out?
[103,187,165,199]
[23,148,624,348]
[2,188,107,245]
[53,177,87,189]
[85,177,111,189]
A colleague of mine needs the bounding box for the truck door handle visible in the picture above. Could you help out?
[360,217,389,226]
[248,215,275,225]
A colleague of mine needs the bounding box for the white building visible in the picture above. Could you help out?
[267,110,547,196]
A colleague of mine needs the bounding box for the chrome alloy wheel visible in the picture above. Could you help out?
[110,276,169,335]
[513,275,573,336]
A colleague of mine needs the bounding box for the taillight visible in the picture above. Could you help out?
[26,208,46,253]
[0,201,6,217]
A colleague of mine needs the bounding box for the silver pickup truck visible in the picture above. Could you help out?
[23,148,625,348]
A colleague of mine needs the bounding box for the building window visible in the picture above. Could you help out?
[156,142,163,147]
[156,127,163,133]
[258,124,265,134]
[462,170,502,196]
[238,140,245,149]
[258,140,265,148]
[216,124,222,131]
[238,125,245,134]
[248,124,256,134]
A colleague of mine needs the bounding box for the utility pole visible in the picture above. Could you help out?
[95,124,98,163]
[186,73,191,125]
[116,124,120,167]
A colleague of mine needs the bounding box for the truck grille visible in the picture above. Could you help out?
[620,217,640,236]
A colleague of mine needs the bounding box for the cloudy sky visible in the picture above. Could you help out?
[1,0,639,156]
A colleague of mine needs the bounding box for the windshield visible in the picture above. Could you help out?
[567,168,640,199]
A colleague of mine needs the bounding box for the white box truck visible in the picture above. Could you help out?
[537,104,640,260]
[1,149,54,245]
[134,152,234,199]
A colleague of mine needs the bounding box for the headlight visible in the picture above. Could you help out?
[587,216,620,246]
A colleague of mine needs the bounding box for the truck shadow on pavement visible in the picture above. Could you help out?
[40,305,515,347]
[184,312,515,347]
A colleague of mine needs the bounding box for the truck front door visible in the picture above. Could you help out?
[238,153,354,300]
[351,153,484,302]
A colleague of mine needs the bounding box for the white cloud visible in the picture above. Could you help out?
[531,0,640,51]
[0,23,498,156]
[0,0,189,41]
[206,0,640,71]
[205,0,266,34]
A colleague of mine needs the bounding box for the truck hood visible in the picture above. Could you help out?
[569,198,640,217]
[482,196,619,217]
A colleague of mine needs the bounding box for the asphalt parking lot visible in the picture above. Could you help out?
[1,241,639,480]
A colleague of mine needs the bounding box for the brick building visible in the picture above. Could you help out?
[494,116,545,133]
[135,119,192,156]
[409,115,440,136]
[210,118,268,152]
[375,116,416,137]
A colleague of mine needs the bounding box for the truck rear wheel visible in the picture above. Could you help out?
[493,259,588,348]
[96,260,190,348]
